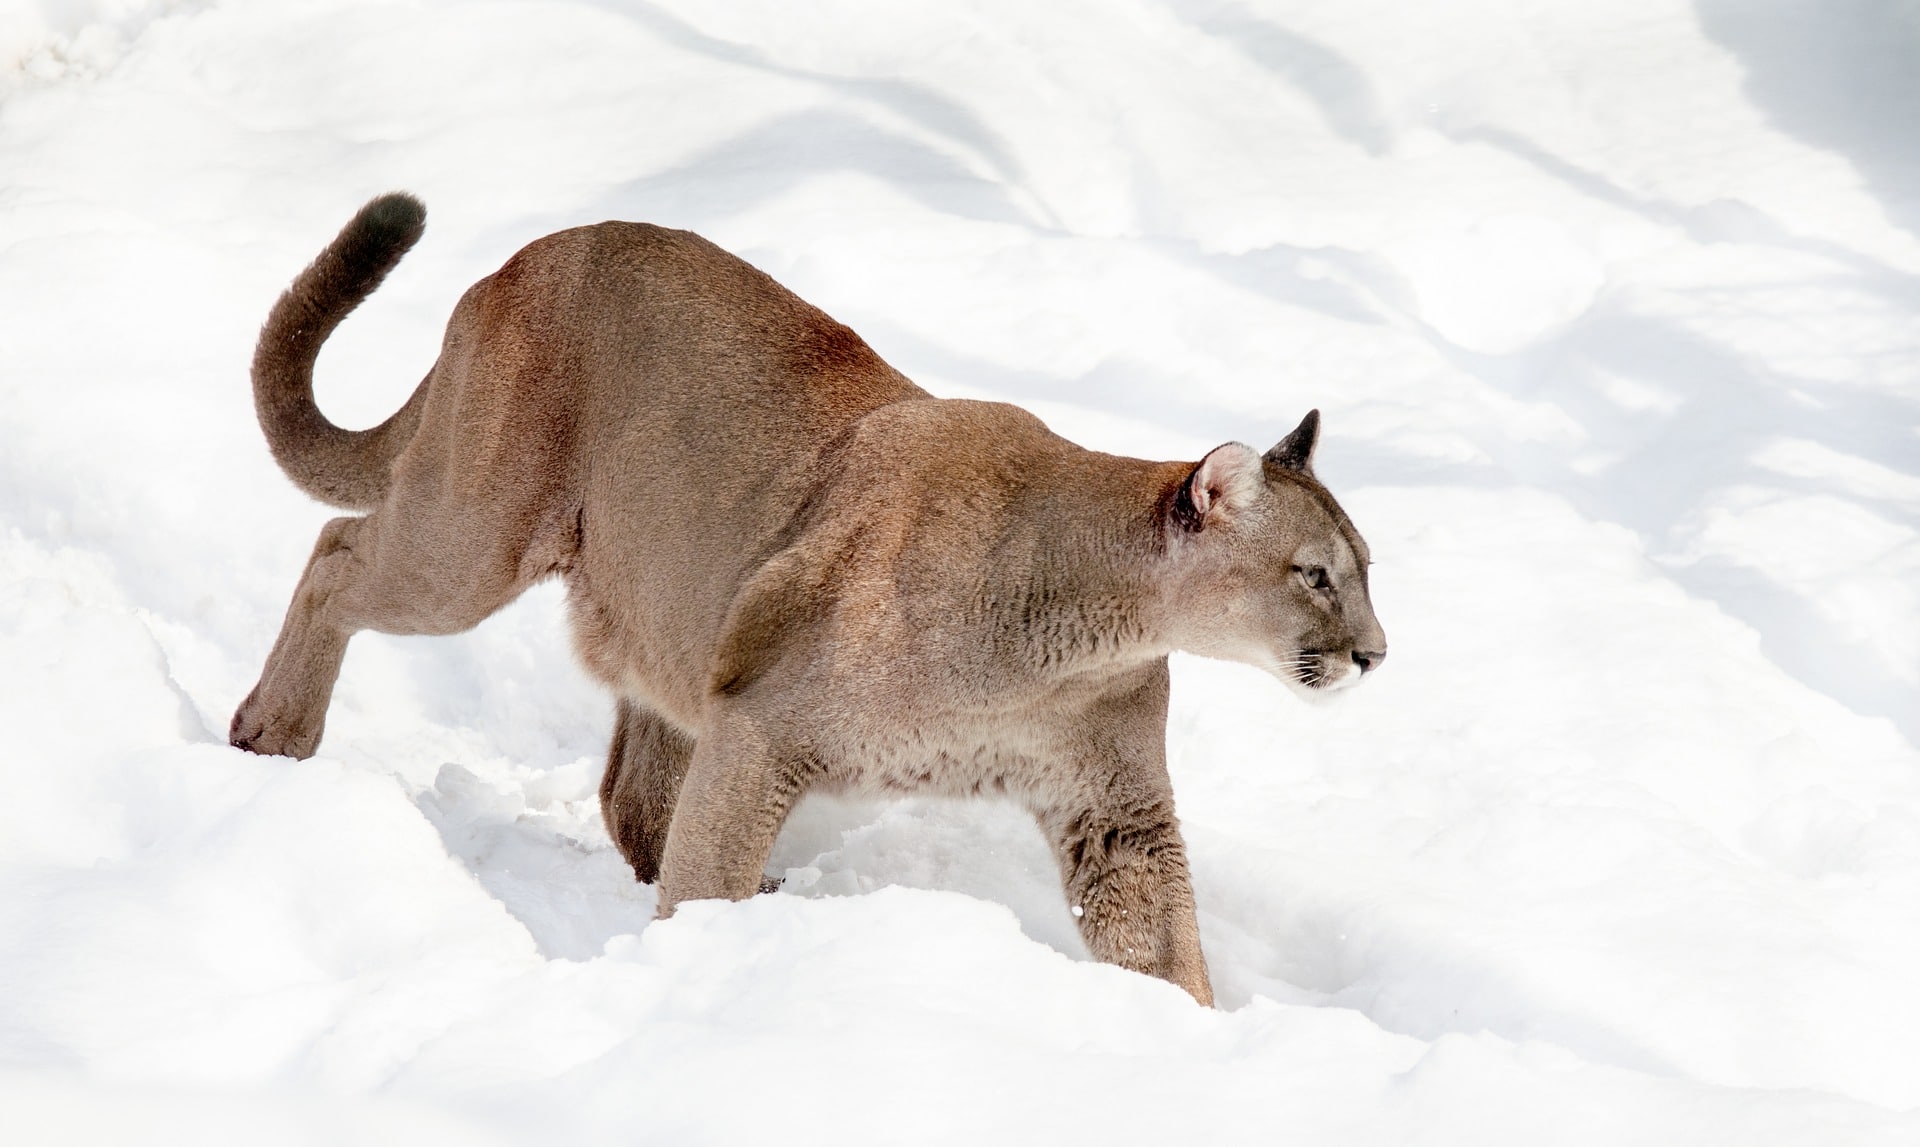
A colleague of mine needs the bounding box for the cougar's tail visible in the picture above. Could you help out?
[251,192,431,511]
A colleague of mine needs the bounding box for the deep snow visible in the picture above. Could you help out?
[2,1,1919,1143]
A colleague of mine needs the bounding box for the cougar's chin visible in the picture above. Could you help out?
[1264,648,1364,699]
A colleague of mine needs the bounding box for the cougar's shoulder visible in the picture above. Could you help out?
[706,398,1187,711]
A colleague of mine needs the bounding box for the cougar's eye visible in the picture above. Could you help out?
[1296,565,1330,591]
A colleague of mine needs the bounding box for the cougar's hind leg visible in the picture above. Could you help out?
[230,515,366,759]
[600,697,696,885]
[231,490,550,759]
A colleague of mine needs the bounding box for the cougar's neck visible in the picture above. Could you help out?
[1000,454,1191,681]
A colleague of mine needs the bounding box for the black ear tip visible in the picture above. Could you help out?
[1264,409,1322,472]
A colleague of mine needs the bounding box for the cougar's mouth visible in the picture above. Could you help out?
[1280,648,1360,692]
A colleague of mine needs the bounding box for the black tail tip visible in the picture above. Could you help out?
[350,191,427,246]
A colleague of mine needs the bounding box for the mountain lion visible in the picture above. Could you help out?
[230,194,1387,1006]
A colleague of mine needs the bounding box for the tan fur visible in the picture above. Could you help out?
[233,194,1388,1006]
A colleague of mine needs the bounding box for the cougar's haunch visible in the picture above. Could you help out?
[232,194,1388,1006]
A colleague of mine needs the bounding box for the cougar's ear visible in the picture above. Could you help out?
[1264,409,1320,474]
[1171,443,1264,532]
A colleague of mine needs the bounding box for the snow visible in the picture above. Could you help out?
[2,0,1918,1142]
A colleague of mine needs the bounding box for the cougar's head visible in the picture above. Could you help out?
[1164,410,1387,696]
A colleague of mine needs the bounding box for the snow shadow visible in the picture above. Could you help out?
[412,757,658,962]
[1445,129,1918,736]
[1171,0,1394,155]
[1452,306,1919,739]
[613,0,1034,193]
[410,763,1090,966]
[770,792,1090,960]
[1453,121,1920,305]
[599,108,1037,232]
[1696,0,1920,242]
[577,0,1051,233]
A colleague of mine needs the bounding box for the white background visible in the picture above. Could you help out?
[2,1,1918,1142]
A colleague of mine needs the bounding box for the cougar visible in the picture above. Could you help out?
[230,194,1387,1006]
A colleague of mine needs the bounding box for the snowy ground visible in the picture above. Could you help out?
[3,1,1919,1142]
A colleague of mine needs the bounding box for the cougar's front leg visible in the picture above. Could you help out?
[654,709,814,913]
[1035,661,1213,1006]
[1039,796,1210,1006]
[600,698,696,885]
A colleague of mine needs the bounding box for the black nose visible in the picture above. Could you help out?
[1352,649,1385,674]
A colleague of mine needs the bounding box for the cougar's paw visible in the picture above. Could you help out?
[228,691,323,760]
